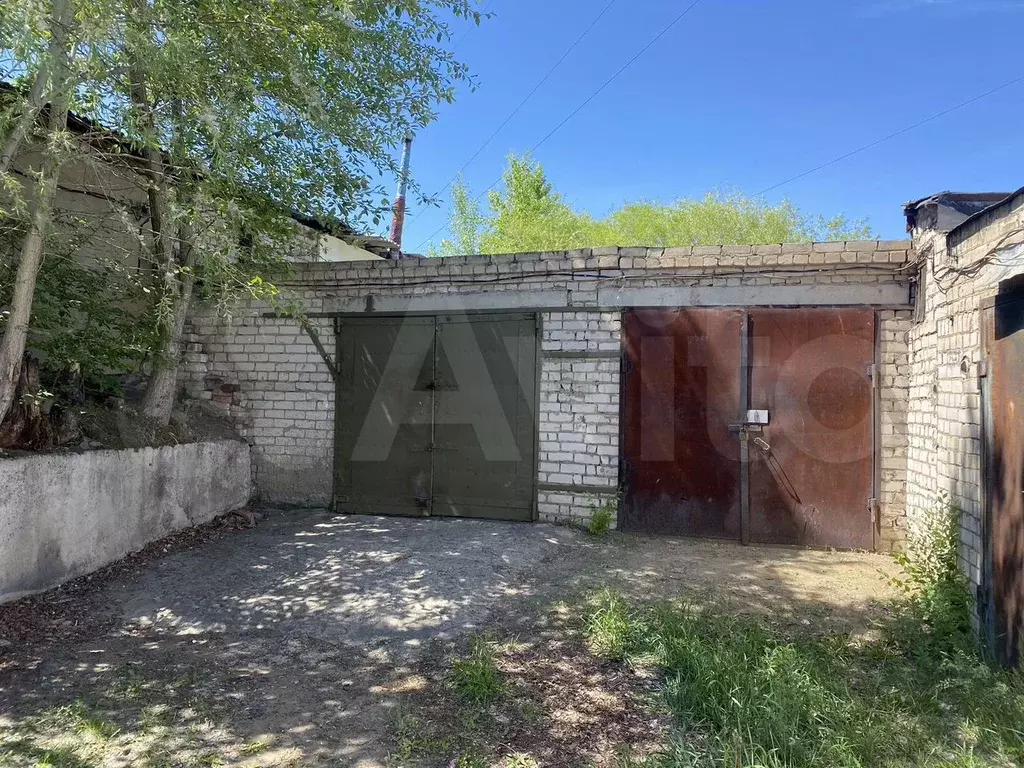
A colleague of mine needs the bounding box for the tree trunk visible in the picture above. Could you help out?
[126,51,189,426]
[141,228,196,424]
[0,63,48,176]
[0,0,74,426]
[0,354,49,449]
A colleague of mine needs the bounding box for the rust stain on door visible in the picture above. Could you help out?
[622,306,877,549]
[984,287,1024,666]
[748,308,875,549]
[621,309,742,537]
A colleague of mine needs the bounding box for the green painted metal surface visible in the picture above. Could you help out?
[334,313,537,521]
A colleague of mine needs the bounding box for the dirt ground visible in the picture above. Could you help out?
[0,510,901,767]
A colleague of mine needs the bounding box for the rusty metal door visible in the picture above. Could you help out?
[981,283,1024,666]
[622,307,876,548]
[334,313,537,521]
[748,309,876,549]
[621,309,742,536]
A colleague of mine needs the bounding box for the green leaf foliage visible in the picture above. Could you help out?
[2,0,479,403]
[435,154,873,256]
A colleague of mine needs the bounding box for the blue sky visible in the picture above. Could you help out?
[397,0,1024,251]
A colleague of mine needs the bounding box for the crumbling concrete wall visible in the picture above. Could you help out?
[0,440,251,602]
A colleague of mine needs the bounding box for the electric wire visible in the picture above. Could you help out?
[407,0,620,226]
[753,73,1024,197]
[411,0,706,252]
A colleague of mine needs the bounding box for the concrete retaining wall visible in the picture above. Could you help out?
[0,440,251,602]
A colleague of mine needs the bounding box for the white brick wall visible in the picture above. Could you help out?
[905,193,1024,624]
[877,310,913,551]
[536,311,622,527]
[538,489,617,528]
[541,312,620,353]
[183,315,335,504]
[180,242,914,534]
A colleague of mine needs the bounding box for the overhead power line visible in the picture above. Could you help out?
[408,0,620,226]
[753,73,1024,197]
[520,0,705,162]
[447,0,497,54]
[413,0,706,251]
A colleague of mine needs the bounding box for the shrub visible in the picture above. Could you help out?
[890,493,974,657]
[586,497,616,536]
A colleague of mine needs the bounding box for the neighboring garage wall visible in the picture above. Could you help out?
[905,193,1024,606]
[182,240,914,533]
[537,311,621,528]
[0,441,251,602]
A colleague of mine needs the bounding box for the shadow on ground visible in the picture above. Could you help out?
[0,510,900,767]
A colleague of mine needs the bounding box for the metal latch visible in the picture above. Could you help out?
[746,409,769,425]
[729,410,769,436]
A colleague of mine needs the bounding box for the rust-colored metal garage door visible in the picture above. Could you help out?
[981,283,1024,666]
[622,308,876,549]
[748,309,875,549]
[621,309,742,537]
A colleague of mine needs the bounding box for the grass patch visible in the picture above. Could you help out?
[454,749,489,768]
[504,753,539,767]
[582,589,1024,767]
[582,498,1024,767]
[389,712,453,763]
[239,738,271,756]
[450,634,504,706]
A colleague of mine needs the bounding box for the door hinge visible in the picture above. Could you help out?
[868,497,880,523]
[977,360,988,378]
[867,363,880,388]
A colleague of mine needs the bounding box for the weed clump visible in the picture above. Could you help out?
[450,634,504,706]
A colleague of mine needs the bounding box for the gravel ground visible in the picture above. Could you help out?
[0,510,900,767]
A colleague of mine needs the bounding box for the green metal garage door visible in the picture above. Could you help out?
[334,313,538,521]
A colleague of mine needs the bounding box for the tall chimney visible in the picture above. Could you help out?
[389,132,413,253]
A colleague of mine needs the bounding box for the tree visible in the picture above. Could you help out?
[434,154,873,256]
[0,0,78,425]
[1,0,479,426]
[442,176,485,257]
